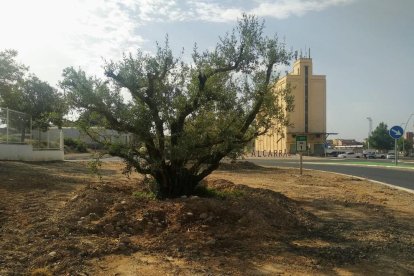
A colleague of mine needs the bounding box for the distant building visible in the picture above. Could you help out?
[329,139,364,152]
[332,139,363,147]
[406,131,413,141]
[326,139,334,148]
[255,57,326,155]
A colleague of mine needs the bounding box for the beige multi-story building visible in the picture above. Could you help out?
[255,57,326,155]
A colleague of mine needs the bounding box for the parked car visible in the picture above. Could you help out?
[328,151,346,157]
[337,152,362,158]
[362,151,386,159]
[363,150,378,159]
[375,153,386,159]
[386,153,395,159]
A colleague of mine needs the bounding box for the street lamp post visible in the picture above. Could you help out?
[402,113,414,157]
[366,117,372,150]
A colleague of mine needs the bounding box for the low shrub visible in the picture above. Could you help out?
[64,138,88,153]
[194,185,244,199]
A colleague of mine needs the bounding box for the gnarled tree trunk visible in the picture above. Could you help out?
[153,166,199,199]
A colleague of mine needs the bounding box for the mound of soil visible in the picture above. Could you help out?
[31,178,315,274]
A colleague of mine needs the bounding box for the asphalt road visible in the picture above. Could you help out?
[247,158,414,192]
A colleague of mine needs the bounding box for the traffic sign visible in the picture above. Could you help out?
[389,125,404,139]
[296,135,307,152]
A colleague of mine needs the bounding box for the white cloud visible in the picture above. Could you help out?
[186,1,243,23]
[122,0,354,23]
[0,0,354,85]
[0,0,145,84]
[251,0,354,19]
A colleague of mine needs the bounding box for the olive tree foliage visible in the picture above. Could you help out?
[61,15,294,198]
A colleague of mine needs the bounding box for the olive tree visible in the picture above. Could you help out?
[60,15,293,198]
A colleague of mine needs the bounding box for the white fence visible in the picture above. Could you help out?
[0,108,63,161]
[0,108,31,144]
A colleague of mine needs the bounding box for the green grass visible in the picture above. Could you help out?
[340,160,414,168]
[133,191,157,200]
[194,185,244,199]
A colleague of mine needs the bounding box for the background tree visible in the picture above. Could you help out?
[397,138,413,156]
[0,50,66,140]
[0,50,27,108]
[367,122,394,151]
[19,75,67,129]
[61,15,293,198]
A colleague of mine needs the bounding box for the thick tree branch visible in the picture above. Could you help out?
[170,72,206,148]
[239,62,274,135]
[116,151,151,175]
[106,70,165,161]
[146,74,166,158]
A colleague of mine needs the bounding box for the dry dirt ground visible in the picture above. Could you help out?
[0,160,413,276]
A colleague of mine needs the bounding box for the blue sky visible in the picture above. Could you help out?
[1,0,413,141]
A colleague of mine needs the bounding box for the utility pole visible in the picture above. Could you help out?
[366,117,372,150]
[402,113,414,157]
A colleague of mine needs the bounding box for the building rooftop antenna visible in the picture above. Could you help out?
[308,48,311,58]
